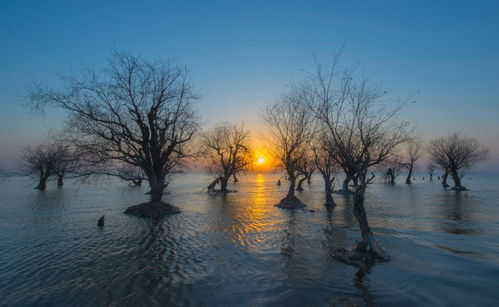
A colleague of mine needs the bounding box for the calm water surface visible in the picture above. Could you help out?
[1,173,499,306]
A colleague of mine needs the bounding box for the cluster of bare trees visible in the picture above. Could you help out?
[27,52,199,217]
[21,138,77,190]
[262,54,488,263]
[428,133,488,191]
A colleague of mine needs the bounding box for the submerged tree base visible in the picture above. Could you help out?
[331,240,389,271]
[124,201,180,219]
[276,195,306,209]
[451,185,468,192]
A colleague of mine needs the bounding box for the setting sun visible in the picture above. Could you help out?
[257,157,265,165]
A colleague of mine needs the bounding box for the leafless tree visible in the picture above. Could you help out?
[383,156,405,185]
[302,55,409,261]
[21,140,67,190]
[201,122,252,193]
[296,152,315,191]
[261,90,316,209]
[427,164,436,181]
[428,133,488,191]
[312,133,338,206]
[28,52,199,217]
[404,138,422,184]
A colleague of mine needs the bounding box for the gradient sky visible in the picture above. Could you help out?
[1,0,498,170]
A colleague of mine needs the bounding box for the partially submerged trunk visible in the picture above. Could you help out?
[207,177,220,192]
[150,176,165,202]
[405,162,413,184]
[125,174,180,219]
[286,174,296,199]
[35,169,50,190]
[277,173,306,209]
[442,168,449,188]
[339,172,355,193]
[332,183,389,269]
[57,173,64,187]
[296,176,307,191]
[220,176,229,192]
[324,176,335,207]
[450,169,467,191]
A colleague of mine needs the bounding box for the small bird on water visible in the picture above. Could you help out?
[97,215,105,227]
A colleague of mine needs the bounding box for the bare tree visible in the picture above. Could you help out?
[303,55,409,262]
[427,164,436,181]
[383,156,405,185]
[312,133,338,207]
[201,122,252,193]
[21,140,65,190]
[296,153,315,191]
[261,90,316,209]
[404,138,422,184]
[28,52,199,218]
[428,133,488,191]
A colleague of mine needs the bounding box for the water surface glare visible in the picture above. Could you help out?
[1,173,499,306]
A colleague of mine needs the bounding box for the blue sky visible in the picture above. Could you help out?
[1,0,498,170]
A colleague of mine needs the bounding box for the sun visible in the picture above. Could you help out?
[257,156,265,165]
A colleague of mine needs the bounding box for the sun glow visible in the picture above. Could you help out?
[257,157,265,165]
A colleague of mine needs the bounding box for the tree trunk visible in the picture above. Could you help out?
[324,177,334,206]
[57,173,64,187]
[341,175,352,192]
[429,172,433,181]
[35,170,48,190]
[352,175,358,187]
[233,173,238,183]
[220,176,229,192]
[36,176,48,190]
[450,169,464,191]
[353,186,388,260]
[287,175,296,199]
[296,176,307,191]
[405,163,413,184]
[149,176,165,202]
[307,174,312,185]
[442,169,449,188]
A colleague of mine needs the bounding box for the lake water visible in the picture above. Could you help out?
[1,172,499,306]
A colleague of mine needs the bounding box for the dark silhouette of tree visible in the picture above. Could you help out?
[21,140,69,190]
[201,122,252,193]
[427,164,436,181]
[312,133,338,207]
[428,133,488,191]
[383,156,405,185]
[303,55,409,261]
[296,153,315,191]
[404,138,422,184]
[262,90,316,209]
[28,52,199,217]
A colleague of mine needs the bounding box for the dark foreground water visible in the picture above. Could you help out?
[1,173,499,306]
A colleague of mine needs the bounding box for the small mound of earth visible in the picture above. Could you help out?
[331,241,389,271]
[124,201,180,219]
[276,196,306,209]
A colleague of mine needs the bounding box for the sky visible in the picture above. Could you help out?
[1,0,498,171]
